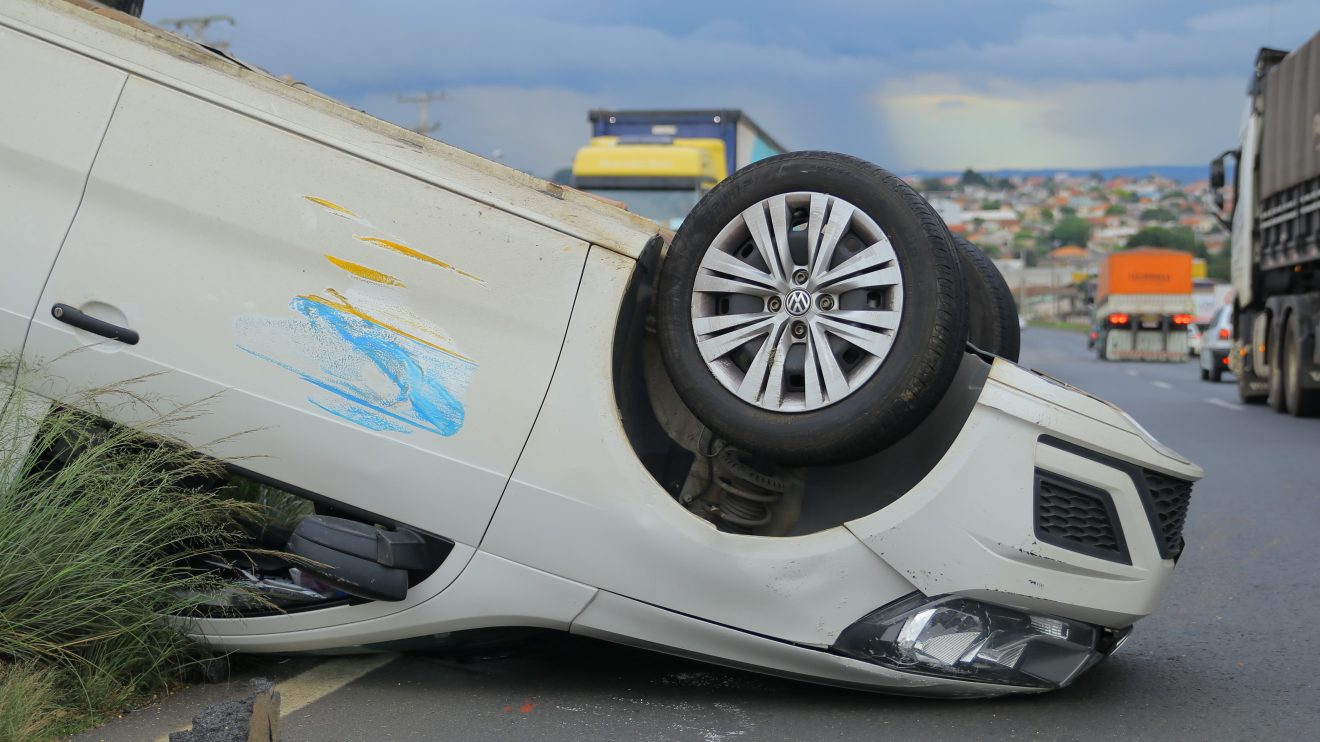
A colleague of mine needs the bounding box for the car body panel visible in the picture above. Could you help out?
[0,23,125,375]
[481,248,920,648]
[196,550,596,653]
[21,74,592,548]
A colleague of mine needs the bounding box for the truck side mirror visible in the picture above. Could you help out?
[1209,158,1225,190]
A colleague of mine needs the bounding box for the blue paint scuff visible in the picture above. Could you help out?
[235,296,475,436]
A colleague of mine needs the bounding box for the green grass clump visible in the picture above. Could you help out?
[0,381,260,741]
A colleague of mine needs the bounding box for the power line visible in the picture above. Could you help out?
[397,91,446,136]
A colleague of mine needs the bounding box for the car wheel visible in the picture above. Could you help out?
[655,151,968,465]
[1209,364,1223,383]
[1284,313,1320,417]
[1200,367,1209,381]
[952,235,1020,362]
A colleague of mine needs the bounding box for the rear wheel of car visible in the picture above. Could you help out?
[1209,364,1223,383]
[1199,367,1209,381]
[656,152,968,465]
[952,235,1019,362]
[1284,314,1320,417]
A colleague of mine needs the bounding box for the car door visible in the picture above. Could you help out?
[21,75,589,547]
[0,23,125,386]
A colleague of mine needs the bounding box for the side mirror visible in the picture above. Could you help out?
[1209,157,1225,190]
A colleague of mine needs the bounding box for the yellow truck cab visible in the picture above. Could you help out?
[570,110,785,228]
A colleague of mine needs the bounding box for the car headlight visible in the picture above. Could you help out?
[833,593,1127,689]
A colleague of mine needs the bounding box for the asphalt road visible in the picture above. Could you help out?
[82,328,1320,742]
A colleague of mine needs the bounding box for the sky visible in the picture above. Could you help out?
[143,1,1320,179]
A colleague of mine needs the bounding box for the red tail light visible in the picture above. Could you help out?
[1107,313,1130,325]
[1218,328,1231,339]
[1172,313,1192,325]
[1222,355,1230,365]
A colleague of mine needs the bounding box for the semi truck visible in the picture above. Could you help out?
[1209,31,1320,415]
[1093,249,1195,360]
[570,109,786,228]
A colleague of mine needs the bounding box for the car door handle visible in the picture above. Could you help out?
[51,303,140,345]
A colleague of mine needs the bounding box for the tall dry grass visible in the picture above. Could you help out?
[0,375,261,740]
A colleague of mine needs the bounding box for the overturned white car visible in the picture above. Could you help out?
[0,0,1200,696]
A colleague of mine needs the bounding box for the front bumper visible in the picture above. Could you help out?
[846,359,1201,630]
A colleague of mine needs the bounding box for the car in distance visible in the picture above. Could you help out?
[0,0,1202,697]
[1200,306,1234,382]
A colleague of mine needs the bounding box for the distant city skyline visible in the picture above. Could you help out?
[146,1,1320,178]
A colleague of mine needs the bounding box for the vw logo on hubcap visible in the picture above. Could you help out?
[785,289,812,316]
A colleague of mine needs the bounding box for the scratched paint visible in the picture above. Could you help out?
[357,236,485,285]
[303,195,357,218]
[325,255,406,287]
[235,287,475,436]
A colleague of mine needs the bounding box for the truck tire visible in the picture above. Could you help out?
[1268,322,1289,413]
[1284,313,1320,416]
[952,235,1020,361]
[656,151,968,465]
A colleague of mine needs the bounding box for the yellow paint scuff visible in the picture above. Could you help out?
[304,196,357,218]
[301,288,474,363]
[357,236,485,285]
[325,255,406,287]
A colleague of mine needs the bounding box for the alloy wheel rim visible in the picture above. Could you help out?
[689,191,905,412]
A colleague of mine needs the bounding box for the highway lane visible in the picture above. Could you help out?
[83,328,1320,741]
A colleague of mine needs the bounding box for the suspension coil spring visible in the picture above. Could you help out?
[712,447,788,530]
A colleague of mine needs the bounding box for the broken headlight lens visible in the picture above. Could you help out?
[833,594,1112,689]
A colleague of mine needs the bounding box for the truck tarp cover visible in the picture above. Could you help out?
[1261,29,1320,198]
[1096,249,1194,304]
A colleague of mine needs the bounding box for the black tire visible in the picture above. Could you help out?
[952,236,1020,362]
[656,152,968,465]
[1209,364,1223,383]
[1268,320,1288,413]
[1284,314,1320,417]
[1200,367,1209,381]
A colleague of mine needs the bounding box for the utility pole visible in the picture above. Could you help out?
[159,15,236,51]
[397,92,446,136]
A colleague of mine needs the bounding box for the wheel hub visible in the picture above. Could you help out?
[785,289,812,316]
[689,191,905,413]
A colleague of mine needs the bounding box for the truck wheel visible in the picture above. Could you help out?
[952,235,1020,362]
[1268,325,1289,413]
[656,151,968,465]
[1284,314,1320,416]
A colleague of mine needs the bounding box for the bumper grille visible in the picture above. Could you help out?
[1034,470,1129,564]
[1141,470,1193,559]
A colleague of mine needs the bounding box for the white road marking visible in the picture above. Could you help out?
[1206,398,1244,411]
[154,654,398,742]
[1126,370,1139,377]
[1152,381,1173,390]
